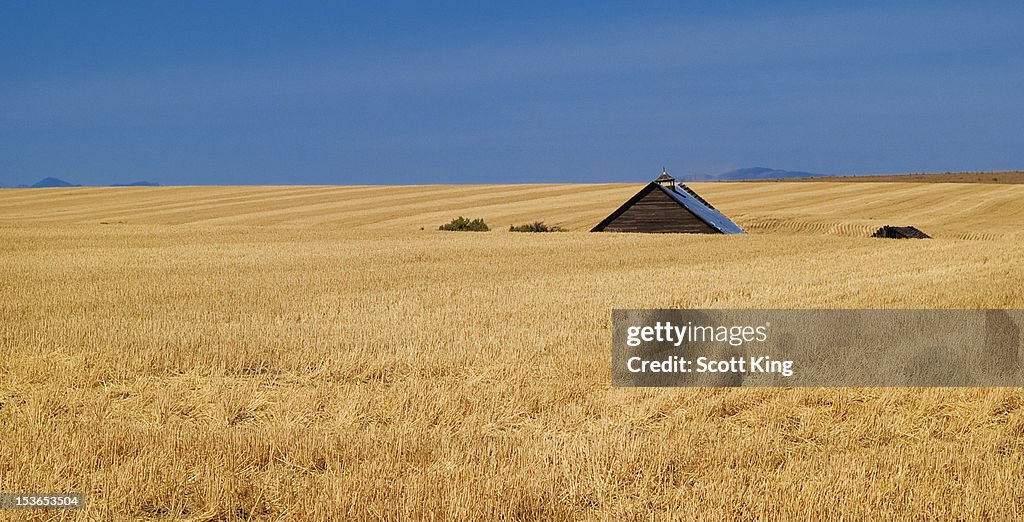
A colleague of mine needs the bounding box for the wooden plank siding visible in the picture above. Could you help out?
[599,187,718,233]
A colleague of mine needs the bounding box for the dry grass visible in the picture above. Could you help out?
[1,182,1024,520]
[2,181,1023,240]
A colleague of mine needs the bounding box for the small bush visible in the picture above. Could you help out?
[439,216,489,232]
[509,221,565,232]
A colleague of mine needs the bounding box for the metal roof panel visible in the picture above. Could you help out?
[657,183,745,234]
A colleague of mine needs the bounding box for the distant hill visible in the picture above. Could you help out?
[676,173,717,181]
[716,167,822,181]
[30,177,81,188]
[759,170,1024,184]
[13,177,161,188]
[110,181,160,187]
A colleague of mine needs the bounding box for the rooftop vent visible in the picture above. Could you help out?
[655,168,676,189]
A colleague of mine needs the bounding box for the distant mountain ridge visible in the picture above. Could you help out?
[31,177,82,188]
[2,177,160,188]
[674,167,825,182]
[715,167,822,180]
[110,181,160,187]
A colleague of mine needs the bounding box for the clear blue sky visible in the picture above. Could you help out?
[2,1,1022,186]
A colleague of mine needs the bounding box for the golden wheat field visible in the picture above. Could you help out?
[2,181,1024,521]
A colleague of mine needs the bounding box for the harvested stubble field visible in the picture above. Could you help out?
[2,181,1024,520]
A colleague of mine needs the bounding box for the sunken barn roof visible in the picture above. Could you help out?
[592,172,745,234]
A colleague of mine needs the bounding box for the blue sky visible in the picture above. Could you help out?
[2,1,1022,186]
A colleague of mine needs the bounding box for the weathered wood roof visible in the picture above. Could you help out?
[592,182,745,234]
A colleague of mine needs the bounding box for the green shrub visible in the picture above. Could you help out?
[508,221,564,232]
[439,216,490,232]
